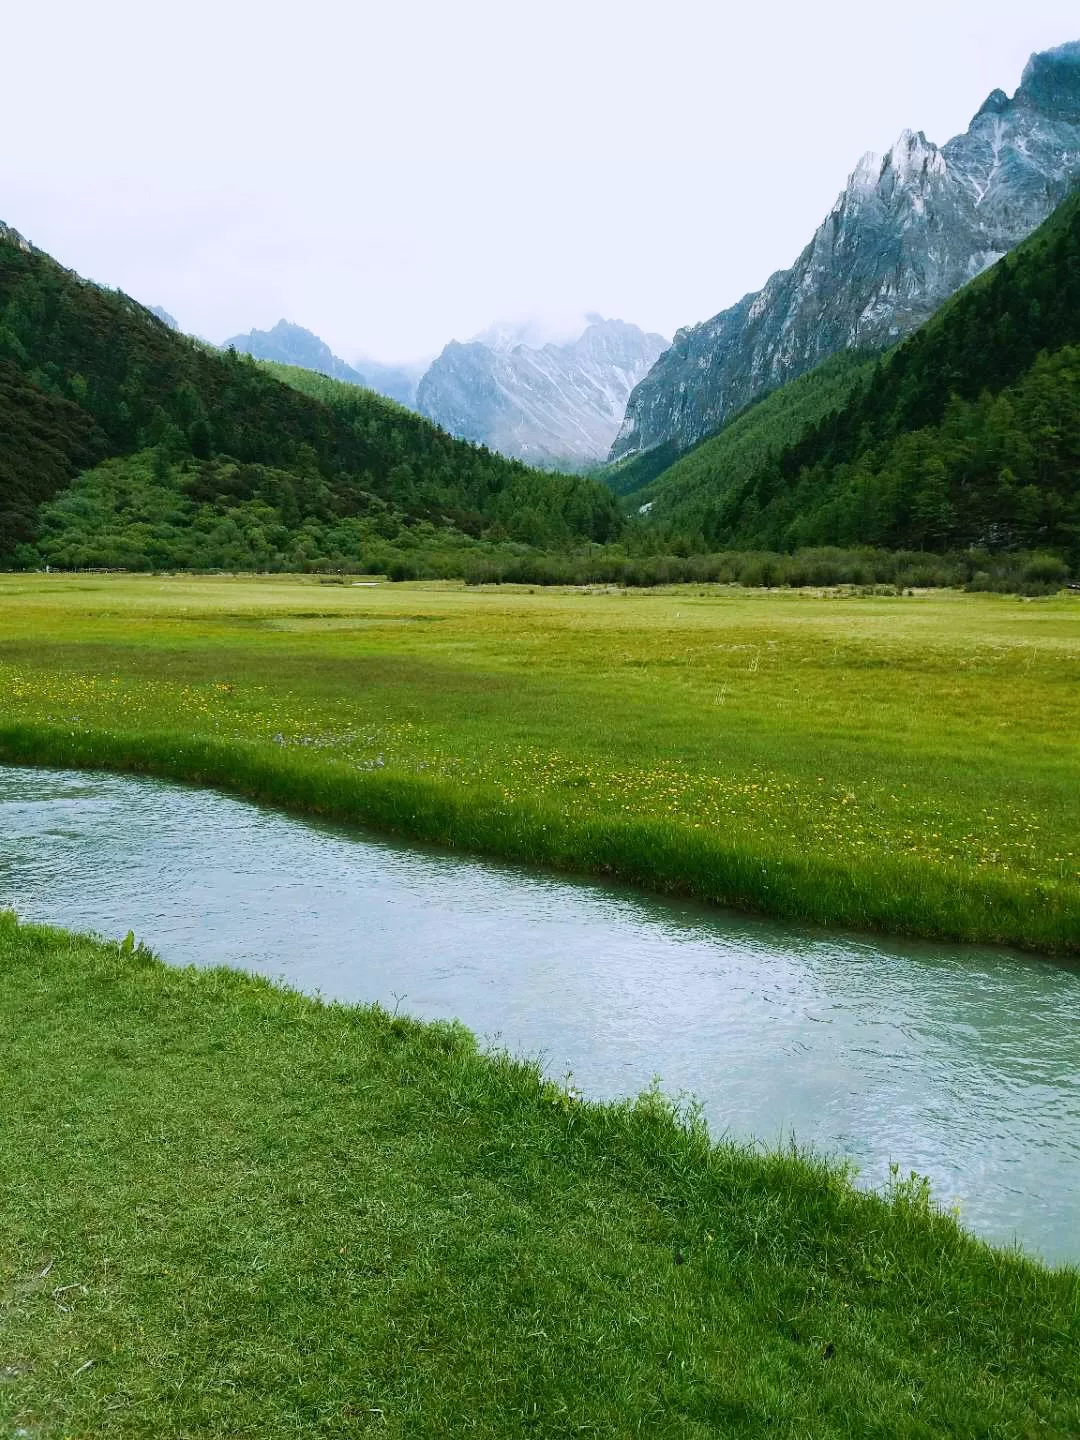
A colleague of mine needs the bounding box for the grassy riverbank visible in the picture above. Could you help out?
[2,914,1077,1438]
[0,575,1077,952]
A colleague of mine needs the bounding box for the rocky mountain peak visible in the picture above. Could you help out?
[1017,40,1080,118]
[417,318,669,467]
[612,42,1080,463]
[222,320,367,386]
[572,316,668,367]
[882,129,946,186]
[976,88,1011,119]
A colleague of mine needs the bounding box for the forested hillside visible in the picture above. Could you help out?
[647,188,1080,557]
[619,351,875,527]
[0,227,620,564]
[4,189,1080,576]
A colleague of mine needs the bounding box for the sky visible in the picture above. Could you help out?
[3,0,1078,364]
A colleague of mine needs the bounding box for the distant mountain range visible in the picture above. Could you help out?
[612,40,1080,462]
[416,317,669,467]
[219,314,668,468]
[2,180,1078,571]
[0,225,621,569]
[121,39,1080,503]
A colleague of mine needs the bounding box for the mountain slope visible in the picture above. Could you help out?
[624,351,877,530]
[678,185,1080,555]
[613,41,1080,462]
[0,226,621,562]
[418,318,668,467]
[223,319,367,384]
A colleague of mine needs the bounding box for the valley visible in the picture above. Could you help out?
[2,22,1079,1439]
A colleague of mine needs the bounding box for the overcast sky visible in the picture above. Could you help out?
[3,1,1078,363]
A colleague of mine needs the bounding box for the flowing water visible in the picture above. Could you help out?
[2,765,1077,1264]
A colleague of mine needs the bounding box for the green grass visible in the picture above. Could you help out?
[0,574,1077,952]
[2,914,1078,1438]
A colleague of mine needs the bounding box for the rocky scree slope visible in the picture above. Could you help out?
[418,317,668,467]
[612,41,1080,462]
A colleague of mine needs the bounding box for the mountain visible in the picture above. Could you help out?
[612,41,1080,462]
[652,185,1080,556]
[223,319,367,385]
[354,355,427,409]
[417,317,669,467]
[0,225,621,567]
[224,320,426,409]
[148,305,178,330]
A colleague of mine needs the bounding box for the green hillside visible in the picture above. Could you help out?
[656,188,1080,556]
[0,229,620,565]
[618,350,876,528]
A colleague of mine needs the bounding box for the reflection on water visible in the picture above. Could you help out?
[1,765,1077,1264]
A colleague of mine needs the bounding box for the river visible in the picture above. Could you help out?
[2,764,1077,1264]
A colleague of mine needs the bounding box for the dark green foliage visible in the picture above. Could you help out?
[452,543,1068,594]
[0,360,103,549]
[618,351,876,522]
[34,447,623,574]
[38,454,1066,592]
[0,234,620,561]
[690,189,1080,557]
[257,363,622,546]
[597,440,684,497]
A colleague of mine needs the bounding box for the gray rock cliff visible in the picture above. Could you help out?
[612,42,1080,461]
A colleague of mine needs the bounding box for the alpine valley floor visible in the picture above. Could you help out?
[0,574,1076,953]
[3,575,1079,1437]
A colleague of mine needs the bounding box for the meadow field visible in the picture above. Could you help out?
[0,573,1076,952]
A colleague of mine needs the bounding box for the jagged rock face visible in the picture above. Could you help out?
[0,223,32,254]
[612,41,1080,461]
[417,318,669,467]
[223,319,367,385]
[149,305,178,330]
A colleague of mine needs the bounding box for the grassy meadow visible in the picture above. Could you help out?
[2,914,1078,1439]
[0,573,1077,952]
